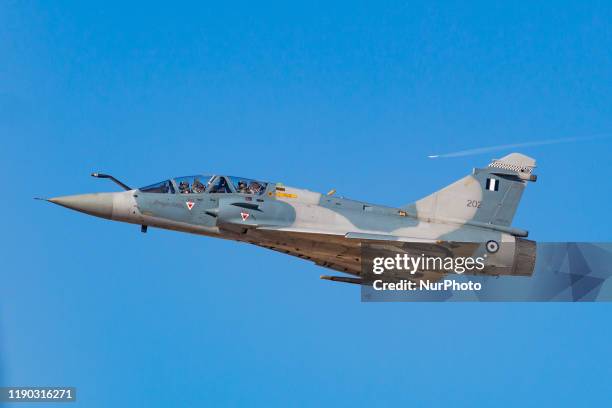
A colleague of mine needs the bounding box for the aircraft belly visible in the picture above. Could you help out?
[243,226,529,283]
[245,229,363,275]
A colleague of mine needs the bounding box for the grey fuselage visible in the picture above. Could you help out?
[48,168,535,281]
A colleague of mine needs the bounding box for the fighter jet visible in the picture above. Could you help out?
[41,153,538,284]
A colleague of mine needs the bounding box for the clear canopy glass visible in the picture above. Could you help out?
[139,175,268,195]
[139,180,175,194]
[227,176,268,195]
[173,175,213,194]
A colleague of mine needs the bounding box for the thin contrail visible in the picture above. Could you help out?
[427,135,607,159]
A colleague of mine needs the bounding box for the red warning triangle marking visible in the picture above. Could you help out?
[186,201,195,210]
[240,211,249,221]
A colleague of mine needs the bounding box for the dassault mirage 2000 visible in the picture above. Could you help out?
[40,153,538,284]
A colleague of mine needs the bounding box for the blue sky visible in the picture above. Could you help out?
[1,1,612,406]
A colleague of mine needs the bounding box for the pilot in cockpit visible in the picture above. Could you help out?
[237,181,248,193]
[179,181,191,194]
[192,178,205,193]
[248,181,262,194]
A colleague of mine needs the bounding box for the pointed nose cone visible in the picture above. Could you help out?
[48,193,115,219]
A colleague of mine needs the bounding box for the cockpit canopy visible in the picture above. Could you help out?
[139,175,268,195]
[174,175,212,194]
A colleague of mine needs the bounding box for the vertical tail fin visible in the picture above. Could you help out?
[404,153,537,227]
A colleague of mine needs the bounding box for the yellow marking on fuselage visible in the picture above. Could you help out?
[276,192,298,198]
